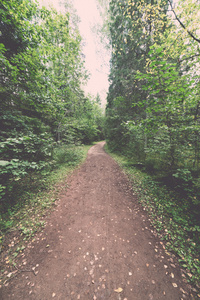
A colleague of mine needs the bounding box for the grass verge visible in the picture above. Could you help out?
[105,145,200,296]
[0,144,92,286]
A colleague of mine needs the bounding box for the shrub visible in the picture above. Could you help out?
[53,144,84,166]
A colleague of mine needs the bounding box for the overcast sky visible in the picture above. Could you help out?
[38,0,110,106]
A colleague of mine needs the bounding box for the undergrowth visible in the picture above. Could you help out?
[105,145,200,294]
[0,144,92,284]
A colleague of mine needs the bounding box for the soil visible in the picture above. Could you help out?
[0,142,194,299]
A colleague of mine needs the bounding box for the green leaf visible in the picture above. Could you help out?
[0,160,10,166]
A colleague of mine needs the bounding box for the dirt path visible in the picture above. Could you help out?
[0,142,192,299]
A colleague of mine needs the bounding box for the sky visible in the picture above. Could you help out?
[38,0,110,107]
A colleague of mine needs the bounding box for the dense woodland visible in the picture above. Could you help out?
[0,0,200,291]
[105,0,200,189]
[103,0,200,215]
[0,0,104,210]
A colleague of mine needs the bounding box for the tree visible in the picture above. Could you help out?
[105,0,200,185]
[105,0,169,155]
[0,0,104,204]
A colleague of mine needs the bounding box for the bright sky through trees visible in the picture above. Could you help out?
[38,0,110,105]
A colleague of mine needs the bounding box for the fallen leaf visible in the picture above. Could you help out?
[89,269,94,275]
[171,273,174,278]
[172,283,178,288]
[180,288,186,294]
[114,287,123,293]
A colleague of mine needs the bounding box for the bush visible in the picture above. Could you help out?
[53,144,84,166]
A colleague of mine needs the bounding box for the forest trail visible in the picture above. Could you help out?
[0,142,192,299]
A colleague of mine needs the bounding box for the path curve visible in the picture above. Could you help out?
[0,142,192,299]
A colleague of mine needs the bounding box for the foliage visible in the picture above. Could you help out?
[104,0,200,201]
[0,1,104,206]
[53,144,84,166]
[105,0,169,150]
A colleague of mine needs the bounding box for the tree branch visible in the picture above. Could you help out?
[168,0,200,44]
[179,54,200,63]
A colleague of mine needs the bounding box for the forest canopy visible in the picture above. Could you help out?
[104,0,200,191]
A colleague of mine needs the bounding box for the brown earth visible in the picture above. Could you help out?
[0,142,194,299]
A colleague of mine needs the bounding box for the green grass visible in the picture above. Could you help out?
[0,144,92,284]
[105,145,200,295]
